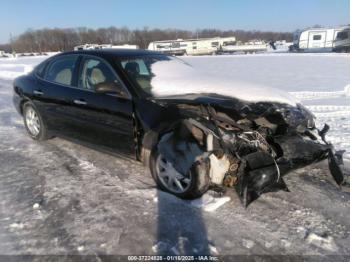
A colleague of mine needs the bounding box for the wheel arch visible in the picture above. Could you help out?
[140,122,174,167]
[19,97,30,115]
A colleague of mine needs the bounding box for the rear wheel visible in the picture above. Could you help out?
[150,149,210,199]
[23,102,50,141]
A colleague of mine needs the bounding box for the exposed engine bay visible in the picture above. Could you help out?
[141,96,348,206]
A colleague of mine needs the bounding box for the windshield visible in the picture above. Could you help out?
[117,54,195,96]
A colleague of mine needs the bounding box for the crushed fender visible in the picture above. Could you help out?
[149,100,348,207]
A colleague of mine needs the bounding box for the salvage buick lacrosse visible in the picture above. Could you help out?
[13,49,347,206]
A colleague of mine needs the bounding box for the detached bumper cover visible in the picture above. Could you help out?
[235,134,347,207]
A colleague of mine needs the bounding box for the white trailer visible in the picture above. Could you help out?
[221,40,268,54]
[95,44,139,50]
[74,44,139,51]
[333,27,350,52]
[292,26,350,52]
[74,44,99,51]
[147,36,236,56]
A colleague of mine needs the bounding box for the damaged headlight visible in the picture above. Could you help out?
[285,103,316,131]
[307,117,316,129]
[298,103,316,127]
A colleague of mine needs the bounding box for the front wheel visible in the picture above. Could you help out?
[150,149,210,199]
[23,102,50,141]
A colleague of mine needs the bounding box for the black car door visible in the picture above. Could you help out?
[32,54,82,133]
[63,55,135,156]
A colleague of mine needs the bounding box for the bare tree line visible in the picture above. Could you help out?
[1,27,293,53]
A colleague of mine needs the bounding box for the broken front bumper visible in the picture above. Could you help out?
[236,133,347,207]
[155,116,348,207]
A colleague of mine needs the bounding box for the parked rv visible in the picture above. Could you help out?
[221,40,268,54]
[147,36,236,56]
[74,44,139,51]
[74,44,99,51]
[291,26,350,52]
[334,27,350,52]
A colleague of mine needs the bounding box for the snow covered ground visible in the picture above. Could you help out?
[0,53,350,258]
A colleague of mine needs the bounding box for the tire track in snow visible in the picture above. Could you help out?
[290,84,350,101]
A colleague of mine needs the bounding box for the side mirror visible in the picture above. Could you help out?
[95,81,127,97]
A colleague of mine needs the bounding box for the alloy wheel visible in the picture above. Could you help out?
[155,154,192,194]
[25,107,40,136]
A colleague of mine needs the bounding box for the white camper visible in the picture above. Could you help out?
[293,26,350,52]
[74,44,139,51]
[148,36,236,56]
[95,44,139,50]
[221,40,268,54]
[74,44,99,51]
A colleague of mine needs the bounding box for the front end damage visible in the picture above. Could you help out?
[152,99,347,206]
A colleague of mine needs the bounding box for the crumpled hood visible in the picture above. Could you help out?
[150,93,314,131]
[150,59,299,106]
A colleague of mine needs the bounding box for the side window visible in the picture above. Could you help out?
[171,42,180,48]
[121,59,152,93]
[313,34,322,41]
[45,55,78,86]
[34,60,48,78]
[121,59,150,76]
[223,41,236,46]
[79,58,119,90]
[336,32,348,40]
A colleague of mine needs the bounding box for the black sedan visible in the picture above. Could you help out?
[13,49,347,206]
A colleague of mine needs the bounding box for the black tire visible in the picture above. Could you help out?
[23,102,50,141]
[150,148,210,199]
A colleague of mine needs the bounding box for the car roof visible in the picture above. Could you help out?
[61,48,165,57]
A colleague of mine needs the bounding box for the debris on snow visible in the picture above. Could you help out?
[305,232,338,251]
[190,194,231,212]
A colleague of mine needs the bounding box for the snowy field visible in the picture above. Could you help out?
[0,53,350,258]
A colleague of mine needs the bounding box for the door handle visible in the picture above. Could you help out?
[33,90,44,95]
[73,99,87,105]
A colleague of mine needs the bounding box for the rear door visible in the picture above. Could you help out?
[68,55,135,155]
[308,31,326,48]
[33,54,82,133]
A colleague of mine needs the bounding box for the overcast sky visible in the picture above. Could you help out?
[1,0,349,43]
